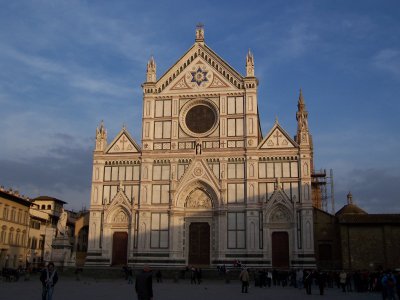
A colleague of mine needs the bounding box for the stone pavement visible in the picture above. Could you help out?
[0,276,381,300]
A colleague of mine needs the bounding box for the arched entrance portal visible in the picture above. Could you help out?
[112,232,128,265]
[178,180,217,266]
[272,231,289,269]
[189,222,210,265]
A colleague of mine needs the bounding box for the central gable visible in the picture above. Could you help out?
[156,44,244,94]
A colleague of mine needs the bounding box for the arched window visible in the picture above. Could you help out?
[9,228,14,245]
[41,205,45,209]
[21,231,26,247]
[16,230,21,245]
[17,210,22,223]
[47,205,51,210]
[3,206,8,220]
[0,226,6,243]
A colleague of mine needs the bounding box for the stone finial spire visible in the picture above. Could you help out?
[275,177,281,190]
[347,192,353,204]
[296,88,310,144]
[298,88,305,111]
[195,23,205,43]
[95,120,107,151]
[146,56,157,83]
[246,49,255,77]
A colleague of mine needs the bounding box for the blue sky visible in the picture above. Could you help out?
[0,0,399,212]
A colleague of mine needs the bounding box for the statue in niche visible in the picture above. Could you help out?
[196,143,202,155]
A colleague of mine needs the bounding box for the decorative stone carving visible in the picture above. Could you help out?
[186,189,212,209]
[209,74,228,88]
[194,167,203,176]
[270,208,290,223]
[113,210,128,223]
[191,67,209,86]
[171,77,191,90]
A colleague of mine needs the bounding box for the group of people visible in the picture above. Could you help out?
[189,266,202,284]
[38,262,155,300]
[35,261,399,300]
[238,267,400,298]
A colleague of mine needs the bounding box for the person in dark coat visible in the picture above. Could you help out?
[135,265,153,300]
[40,262,58,300]
[304,269,313,295]
[190,266,197,284]
[316,270,326,295]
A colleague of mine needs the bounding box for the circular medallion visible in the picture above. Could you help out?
[185,105,216,134]
[194,167,203,176]
[180,99,219,137]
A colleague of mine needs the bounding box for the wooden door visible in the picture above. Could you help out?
[189,222,210,265]
[272,231,289,269]
[112,232,128,265]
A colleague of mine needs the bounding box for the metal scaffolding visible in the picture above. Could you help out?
[312,169,335,214]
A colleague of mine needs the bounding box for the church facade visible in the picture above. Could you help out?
[86,26,316,268]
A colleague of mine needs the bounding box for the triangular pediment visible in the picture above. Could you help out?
[110,188,132,206]
[264,188,294,223]
[156,44,244,94]
[177,158,220,189]
[269,188,292,204]
[105,188,132,223]
[174,158,221,207]
[106,128,141,154]
[258,122,298,149]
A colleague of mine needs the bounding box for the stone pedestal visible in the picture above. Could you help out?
[51,237,75,267]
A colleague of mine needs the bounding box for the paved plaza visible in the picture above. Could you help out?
[0,275,381,300]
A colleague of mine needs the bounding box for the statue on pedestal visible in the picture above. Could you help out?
[57,209,68,237]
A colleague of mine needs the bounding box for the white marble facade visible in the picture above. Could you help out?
[86,26,316,268]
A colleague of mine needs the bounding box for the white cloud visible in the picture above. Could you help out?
[280,23,319,58]
[0,45,133,98]
[372,48,400,79]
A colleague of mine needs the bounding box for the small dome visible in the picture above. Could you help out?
[335,203,367,216]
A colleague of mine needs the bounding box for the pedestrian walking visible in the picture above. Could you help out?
[155,270,162,283]
[296,269,303,289]
[239,268,250,293]
[40,262,58,300]
[135,265,153,300]
[196,268,202,284]
[317,270,326,295]
[127,267,133,284]
[266,270,272,287]
[381,271,397,300]
[304,269,313,295]
[190,266,197,284]
[339,270,347,292]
